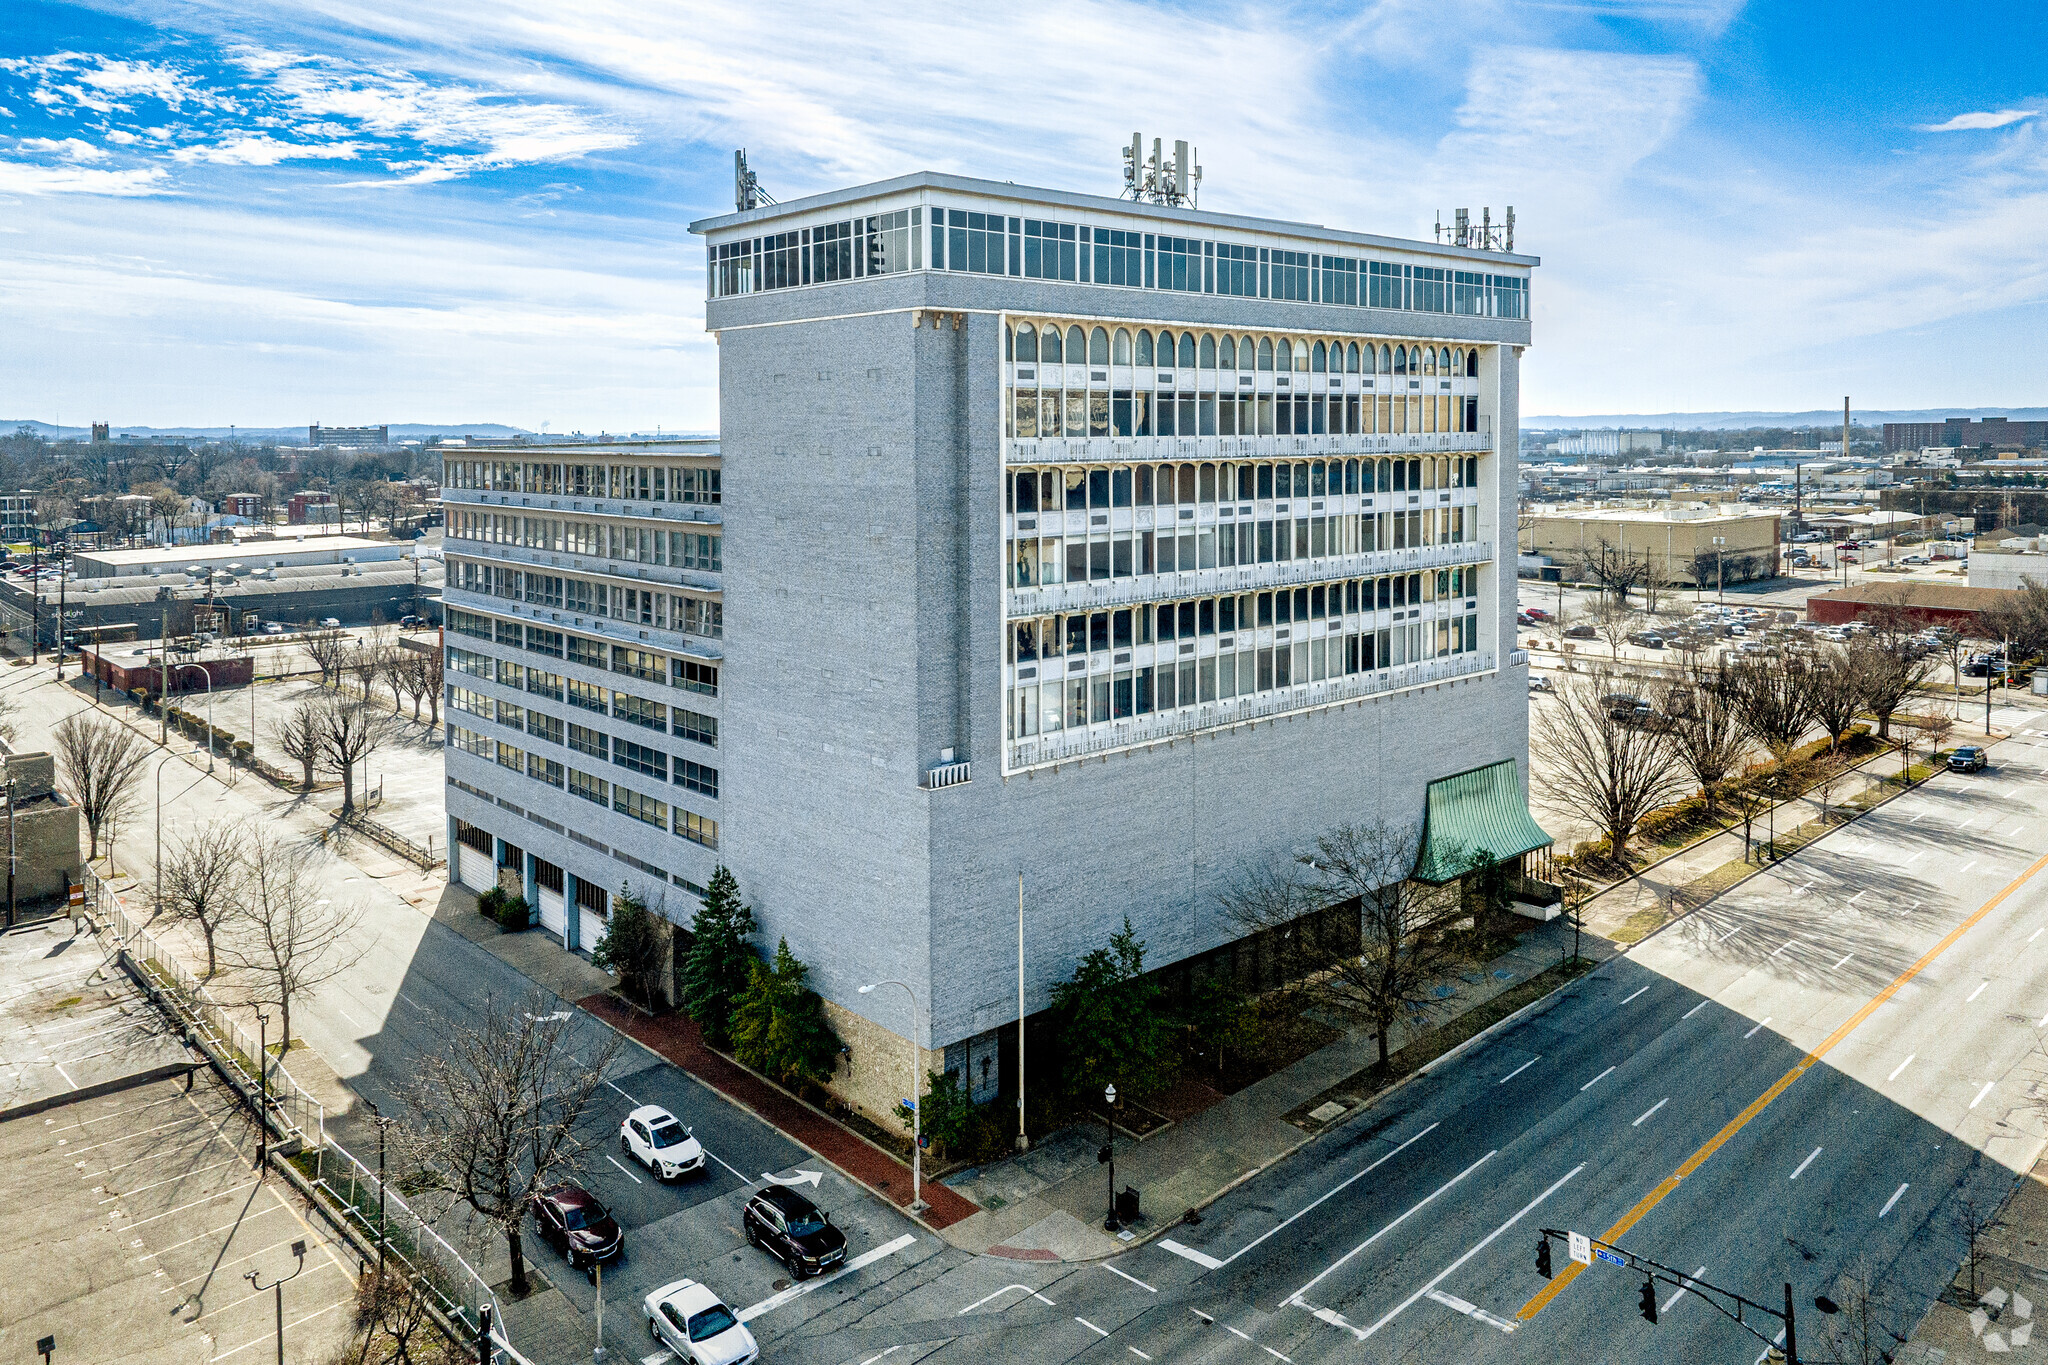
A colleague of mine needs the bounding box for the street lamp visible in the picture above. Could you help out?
[362,1097,393,1272]
[1711,536,1727,602]
[244,1240,306,1365]
[1101,1083,1120,1233]
[153,750,180,913]
[256,1010,270,1170]
[181,662,217,775]
[857,980,928,1214]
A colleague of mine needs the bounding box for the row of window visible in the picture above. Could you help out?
[447,656,719,747]
[1008,324,1478,378]
[447,609,721,696]
[1011,457,1476,512]
[450,559,723,637]
[450,726,721,849]
[452,686,721,797]
[706,205,1530,321]
[1011,388,1478,439]
[1008,614,1483,740]
[1010,569,1478,663]
[1009,506,1473,586]
[447,512,723,572]
[444,460,721,503]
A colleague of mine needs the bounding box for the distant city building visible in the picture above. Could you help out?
[308,424,390,449]
[218,493,262,520]
[1547,430,1663,457]
[0,492,38,541]
[1884,417,2048,452]
[90,422,110,443]
[288,490,338,525]
[1519,502,1780,586]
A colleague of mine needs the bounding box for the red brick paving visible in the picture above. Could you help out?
[579,994,979,1230]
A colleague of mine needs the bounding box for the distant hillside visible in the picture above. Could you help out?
[2,421,533,442]
[1527,407,2048,431]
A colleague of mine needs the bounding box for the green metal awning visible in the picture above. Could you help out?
[1414,760,1554,884]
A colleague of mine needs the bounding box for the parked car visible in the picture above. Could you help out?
[533,1183,623,1279]
[1949,746,1988,773]
[261,622,284,635]
[1627,632,1666,649]
[1523,606,1552,622]
[743,1183,847,1280]
[319,617,342,629]
[644,1279,758,1365]
[1603,692,1653,721]
[399,614,423,628]
[1564,623,1597,639]
[1516,611,1534,626]
[620,1104,705,1181]
[1528,676,1555,694]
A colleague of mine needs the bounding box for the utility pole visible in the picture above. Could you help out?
[55,546,64,679]
[1017,871,1029,1152]
[5,778,15,931]
[159,607,168,745]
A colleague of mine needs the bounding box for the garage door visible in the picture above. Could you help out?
[457,844,494,893]
[578,904,607,955]
[538,887,566,939]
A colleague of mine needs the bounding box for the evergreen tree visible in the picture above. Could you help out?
[591,885,668,1007]
[678,866,757,1047]
[731,938,842,1089]
[1051,916,1175,1101]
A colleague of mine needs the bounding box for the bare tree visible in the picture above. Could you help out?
[379,648,409,714]
[52,713,151,859]
[1728,654,1815,766]
[1811,1259,1904,1365]
[1531,668,1691,867]
[220,826,361,1055]
[161,818,246,977]
[1804,643,1866,752]
[389,995,622,1296]
[346,631,388,701]
[1922,708,1956,763]
[1809,754,1850,824]
[1851,634,1937,742]
[1575,540,1651,605]
[271,698,324,791]
[1954,1195,2002,1301]
[333,1266,457,1365]
[303,627,348,688]
[1590,598,1639,663]
[418,648,443,726]
[1664,663,1749,813]
[317,697,393,814]
[1637,552,1673,616]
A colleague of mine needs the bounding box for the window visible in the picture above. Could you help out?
[568,768,609,806]
[679,597,723,638]
[449,609,492,641]
[1215,243,1257,297]
[614,693,667,731]
[673,707,718,748]
[676,758,720,799]
[614,648,666,683]
[449,686,491,719]
[567,678,607,713]
[1091,228,1145,287]
[615,786,668,829]
[525,627,564,658]
[615,738,667,780]
[525,668,564,702]
[526,712,564,746]
[495,741,524,773]
[676,467,721,504]
[943,209,1012,274]
[526,753,565,787]
[678,533,722,572]
[1156,234,1200,292]
[1022,219,1077,280]
[568,723,609,761]
[449,647,490,680]
[1270,249,1310,301]
[567,636,607,670]
[673,658,719,696]
[676,808,719,849]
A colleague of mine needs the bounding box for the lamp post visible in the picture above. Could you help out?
[256,1010,270,1170]
[181,662,217,775]
[152,750,179,913]
[362,1097,392,1272]
[1712,536,1727,602]
[243,1240,306,1365]
[1101,1083,1120,1233]
[857,980,928,1214]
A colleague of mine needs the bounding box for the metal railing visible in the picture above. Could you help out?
[311,1140,502,1338]
[1011,540,1492,616]
[1005,430,1494,465]
[922,760,971,789]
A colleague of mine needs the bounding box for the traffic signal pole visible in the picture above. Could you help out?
[1534,1228,1798,1362]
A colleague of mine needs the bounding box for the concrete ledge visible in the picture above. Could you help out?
[0,1058,197,1124]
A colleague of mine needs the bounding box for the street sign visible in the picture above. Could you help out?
[1568,1232,1592,1266]
[1595,1248,1626,1268]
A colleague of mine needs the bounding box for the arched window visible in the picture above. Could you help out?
[1275,338,1292,371]
[1439,347,1451,372]
[1311,341,1327,372]
[1346,342,1360,373]
[1005,324,1014,361]
[1090,327,1109,365]
[1113,328,1132,364]
[1423,348,1436,376]
[1258,337,1275,370]
[1239,335,1256,370]
[1041,325,1062,365]
[1015,322,1035,363]
[1219,334,1236,370]
[1178,332,1195,368]
[1393,346,1406,376]
[1136,330,1154,366]
[1379,344,1392,372]
[1362,344,1377,375]
[1466,349,1479,377]
[1067,325,1085,359]
[1199,334,1217,368]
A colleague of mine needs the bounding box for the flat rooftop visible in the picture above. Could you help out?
[78,536,403,568]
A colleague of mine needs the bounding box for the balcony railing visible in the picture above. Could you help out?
[1006,431,1492,465]
[1009,541,1493,616]
[1006,650,1496,770]
[922,760,972,790]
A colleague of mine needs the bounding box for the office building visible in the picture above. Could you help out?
[1884,417,2048,453]
[1519,503,1780,588]
[442,168,1542,1121]
[308,424,390,449]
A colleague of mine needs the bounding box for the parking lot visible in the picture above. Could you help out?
[0,1071,360,1365]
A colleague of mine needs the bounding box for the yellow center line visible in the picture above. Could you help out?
[1519,846,2048,1322]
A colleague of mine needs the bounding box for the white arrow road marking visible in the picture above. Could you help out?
[738,1233,916,1323]
[760,1169,824,1188]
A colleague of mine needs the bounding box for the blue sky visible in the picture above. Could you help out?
[1,0,2043,430]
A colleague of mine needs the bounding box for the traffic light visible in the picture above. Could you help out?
[1536,1236,1553,1279]
[1639,1277,1659,1324]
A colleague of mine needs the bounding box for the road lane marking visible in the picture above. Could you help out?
[1580,1066,1615,1091]
[1683,1001,1709,1020]
[1517,842,2048,1325]
[1831,953,1854,970]
[1498,1058,1539,1085]
[1159,1240,1223,1270]
[1102,1262,1155,1292]
[1184,1122,1439,1268]
[1889,1054,1915,1081]
[1771,940,1795,959]
[1968,981,1990,1002]
[1848,891,1868,906]
[605,1079,638,1105]
[2031,929,2043,944]
[1224,1326,1252,1342]
[1719,925,1744,943]
[1619,986,1649,1006]
[1905,850,1926,861]
[336,1007,365,1031]
[957,1284,1054,1314]
[1426,1288,1517,1333]
[1971,1082,1996,1109]
[1260,1349,1291,1363]
[1076,1318,1109,1338]
[1662,1266,1708,1314]
[1744,1017,1772,1039]
[1961,817,1977,829]
[605,1153,641,1184]
[1632,1098,1668,1127]
[1128,1350,1151,1361]
[1881,1183,1910,1217]
[857,1351,903,1365]
[1789,1147,1822,1180]
[1331,1164,1584,1340]
[1960,861,1978,875]
[739,1233,916,1322]
[1283,1150,1496,1309]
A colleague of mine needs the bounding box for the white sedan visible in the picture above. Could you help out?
[645,1278,757,1365]
[620,1104,705,1181]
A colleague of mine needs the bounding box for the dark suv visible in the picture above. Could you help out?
[534,1183,623,1279]
[743,1183,847,1279]
[1948,746,1988,773]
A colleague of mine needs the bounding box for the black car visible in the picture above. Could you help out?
[743,1183,847,1279]
[533,1182,623,1279]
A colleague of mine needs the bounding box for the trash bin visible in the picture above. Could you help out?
[1116,1187,1141,1224]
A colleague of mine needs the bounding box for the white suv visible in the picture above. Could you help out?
[620,1104,705,1181]
[645,1279,756,1365]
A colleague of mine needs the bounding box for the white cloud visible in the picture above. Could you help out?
[0,161,170,195]
[17,136,107,161]
[1920,109,2036,133]
[172,133,362,165]
[105,129,138,144]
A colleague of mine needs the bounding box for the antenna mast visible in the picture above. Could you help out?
[1434,205,1518,251]
[734,149,777,213]
[1121,133,1202,208]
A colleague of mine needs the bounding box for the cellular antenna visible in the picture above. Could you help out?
[1436,206,1517,251]
[1121,133,1201,208]
[734,149,777,213]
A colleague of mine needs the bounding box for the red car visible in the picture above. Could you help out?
[1523,607,1552,622]
[533,1182,623,1279]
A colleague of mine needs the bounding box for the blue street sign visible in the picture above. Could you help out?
[1595,1248,1626,1267]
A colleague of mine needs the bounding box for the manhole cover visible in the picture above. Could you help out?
[1308,1101,1349,1124]
[771,1278,792,1292]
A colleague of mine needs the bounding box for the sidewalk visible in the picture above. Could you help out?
[1898,1142,2048,1361]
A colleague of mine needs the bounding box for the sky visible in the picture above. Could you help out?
[1,0,2044,431]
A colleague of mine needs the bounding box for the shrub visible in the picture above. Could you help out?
[496,894,530,930]
[591,886,667,1006]
[1050,915,1175,1102]
[678,866,757,1048]
[898,1069,1012,1163]
[731,938,841,1089]
[477,885,507,921]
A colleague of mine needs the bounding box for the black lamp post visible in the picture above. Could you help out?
[1101,1083,1120,1233]
[255,1011,270,1170]
[244,1240,306,1365]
